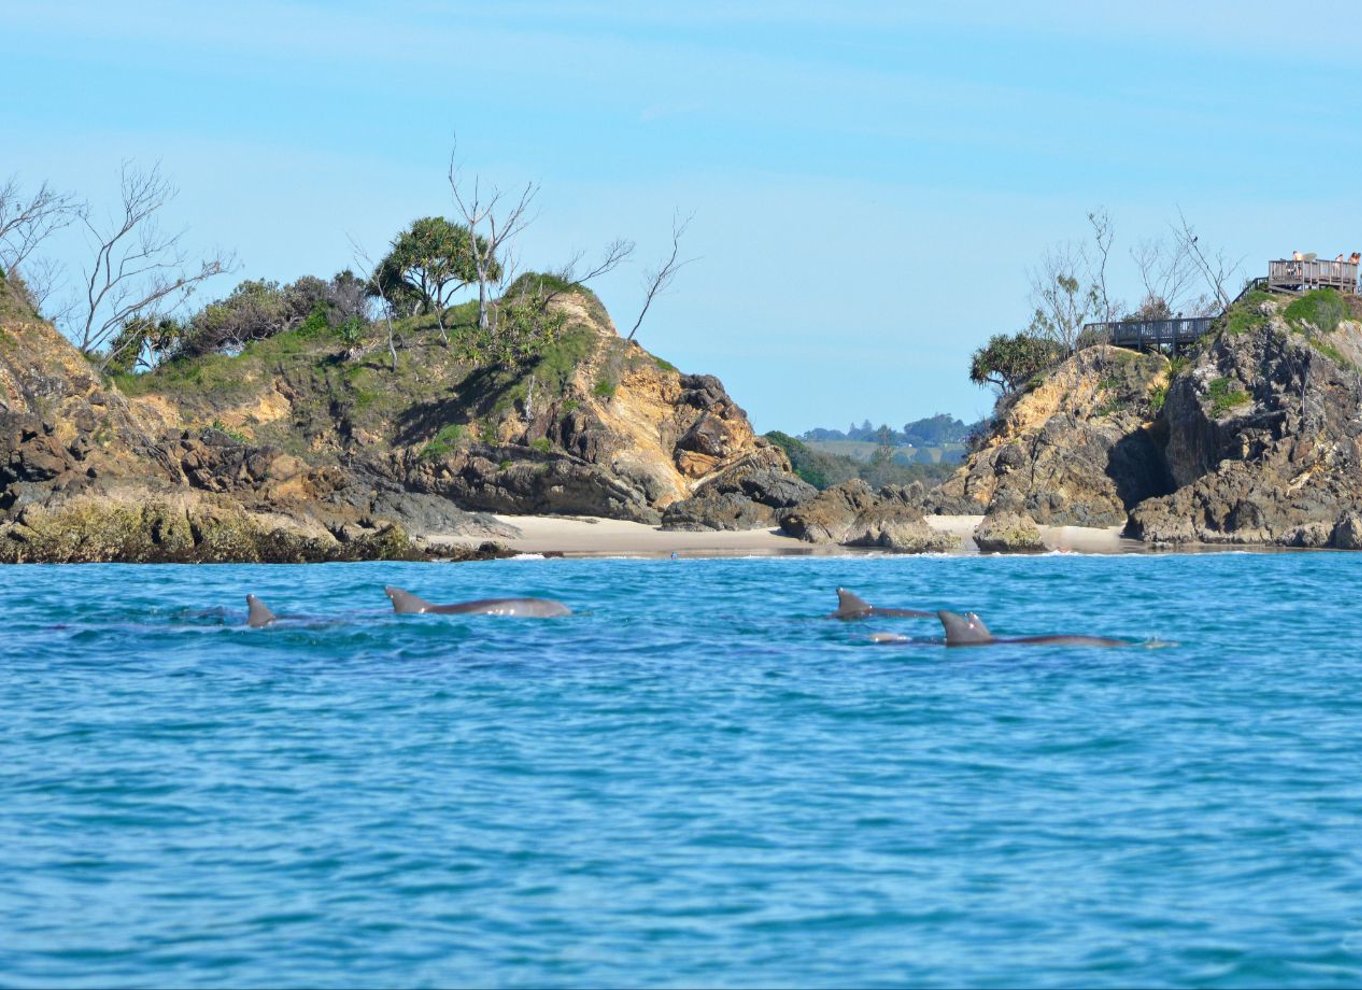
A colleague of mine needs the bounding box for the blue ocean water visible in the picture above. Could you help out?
[2,551,1361,988]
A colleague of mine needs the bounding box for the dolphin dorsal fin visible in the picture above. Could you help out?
[246,594,278,628]
[938,609,993,645]
[836,587,873,615]
[386,586,432,614]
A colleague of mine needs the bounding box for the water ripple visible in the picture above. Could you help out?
[1,554,1361,986]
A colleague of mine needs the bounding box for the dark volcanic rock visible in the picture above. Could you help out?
[777,479,956,552]
[405,446,663,524]
[661,490,776,531]
[660,452,816,531]
[1128,317,1362,546]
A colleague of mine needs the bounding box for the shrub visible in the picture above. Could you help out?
[1284,289,1347,336]
[419,423,466,460]
[1206,376,1251,416]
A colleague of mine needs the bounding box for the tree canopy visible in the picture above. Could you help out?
[969,332,1064,396]
[370,216,495,318]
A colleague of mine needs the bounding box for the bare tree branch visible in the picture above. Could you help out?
[560,238,635,287]
[627,211,695,342]
[1172,208,1244,313]
[1026,242,1097,354]
[73,162,234,361]
[447,139,539,331]
[1130,234,1200,317]
[0,175,79,275]
[539,237,636,310]
[349,235,399,372]
[1084,209,1119,321]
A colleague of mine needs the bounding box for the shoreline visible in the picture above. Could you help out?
[425,514,1142,559]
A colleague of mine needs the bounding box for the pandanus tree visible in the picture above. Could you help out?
[369,216,497,341]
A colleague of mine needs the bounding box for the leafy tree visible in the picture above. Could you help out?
[902,413,967,446]
[969,332,1064,396]
[177,278,291,357]
[370,217,493,333]
[105,315,185,374]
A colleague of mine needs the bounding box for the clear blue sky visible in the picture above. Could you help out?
[4,2,1360,433]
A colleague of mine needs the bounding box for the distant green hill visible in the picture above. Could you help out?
[764,432,958,490]
[804,439,967,465]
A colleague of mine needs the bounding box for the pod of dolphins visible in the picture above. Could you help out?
[243,583,1136,647]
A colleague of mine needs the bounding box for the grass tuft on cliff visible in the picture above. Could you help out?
[1206,376,1251,417]
[1283,289,1348,336]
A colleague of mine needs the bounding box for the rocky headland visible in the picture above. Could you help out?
[4,270,1362,561]
[0,274,805,561]
[937,288,1362,549]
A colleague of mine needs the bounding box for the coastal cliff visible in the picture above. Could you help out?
[942,289,1362,548]
[0,274,794,562]
[1128,292,1362,546]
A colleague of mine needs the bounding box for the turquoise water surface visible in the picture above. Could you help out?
[3,552,1361,988]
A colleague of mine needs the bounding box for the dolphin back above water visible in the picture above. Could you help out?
[936,610,1128,647]
[385,586,572,617]
[831,588,933,620]
[246,594,278,628]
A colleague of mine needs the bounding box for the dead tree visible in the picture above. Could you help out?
[75,162,233,360]
[350,236,400,372]
[0,175,78,277]
[1026,242,1097,354]
[1172,209,1243,313]
[1085,209,1120,322]
[1130,234,1201,316]
[447,142,538,331]
[627,212,694,342]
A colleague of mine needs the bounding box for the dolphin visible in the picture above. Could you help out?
[830,587,933,620]
[245,594,279,628]
[384,586,571,617]
[936,610,1129,647]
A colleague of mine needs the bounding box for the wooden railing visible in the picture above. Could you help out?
[1083,316,1216,350]
[1268,258,1359,293]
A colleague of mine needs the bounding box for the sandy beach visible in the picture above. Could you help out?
[427,514,1137,558]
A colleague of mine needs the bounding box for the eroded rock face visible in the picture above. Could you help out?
[935,347,1173,526]
[1128,318,1362,546]
[0,277,816,558]
[660,452,816,531]
[973,510,1045,552]
[777,479,957,553]
[404,446,665,524]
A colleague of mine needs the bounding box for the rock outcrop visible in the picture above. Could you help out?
[934,346,1173,526]
[973,510,1045,552]
[947,292,1362,550]
[0,273,810,560]
[778,480,958,553]
[660,454,817,531]
[1127,302,1362,546]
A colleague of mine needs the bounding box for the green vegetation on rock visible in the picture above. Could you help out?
[1283,289,1347,336]
[1207,376,1251,416]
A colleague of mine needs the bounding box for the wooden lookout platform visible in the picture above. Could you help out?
[1267,258,1359,295]
[1080,255,1359,355]
[1083,316,1215,352]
